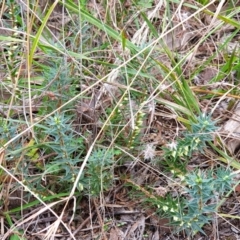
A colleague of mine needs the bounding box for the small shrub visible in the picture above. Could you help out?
[163,114,218,174]
[133,114,234,236]
[83,148,115,196]
[172,168,233,236]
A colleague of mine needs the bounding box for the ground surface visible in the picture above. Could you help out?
[1,0,240,239]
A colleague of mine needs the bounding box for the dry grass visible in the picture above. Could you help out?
[0,0,240,239]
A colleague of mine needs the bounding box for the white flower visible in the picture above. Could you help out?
[173,216,179,221]
[181,12,189,20]
[143,144,156,160]
[167,141,177,150]
[163,206,168,212]
[158,84,168,91]
[147,100,155,113]
[170,208,176,213]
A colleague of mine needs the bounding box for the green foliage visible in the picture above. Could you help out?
[0,119,21,152]
[163,114,218,174]
[196,0,209,5]
[172,168,233,236]
[0,120,18,142]
[1,0,239,238]
[2,1,23,84]
[138,114,234,235]
[134,0,154,8]
[137,167,233,237]
[83,148,115,196]
[127,110,146,149]
[43,113,84,183]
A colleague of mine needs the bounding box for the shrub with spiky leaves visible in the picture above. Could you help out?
[153,114,234,235]
[84,148,115,196]
[172,168,233,236]
[43,113,84,183]
[163,114,218,174]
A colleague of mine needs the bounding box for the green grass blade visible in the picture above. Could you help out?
[0,36,25,42]
[209,142,240,170]
[6,192,69,214]
[29,0,59,63]
[62,0,139,52]
[140,11,158,37]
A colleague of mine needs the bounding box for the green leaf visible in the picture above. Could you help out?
[140,11,158,37]
[0,36,25,42]
[10,234,22,240]
[30,0,60,63]
[121,30,127,51]
[62,0,139,52]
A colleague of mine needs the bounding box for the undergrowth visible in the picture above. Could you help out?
[128,114,234,236]
[0,0,240,239]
